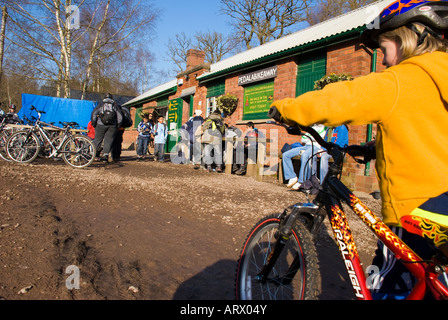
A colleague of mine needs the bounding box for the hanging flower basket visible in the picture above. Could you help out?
[313,73,353,91]
[216,93,238,117]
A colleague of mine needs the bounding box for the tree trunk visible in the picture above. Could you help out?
[0,6,8,86]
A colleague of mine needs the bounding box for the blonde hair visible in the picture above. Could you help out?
[379,24,448,63]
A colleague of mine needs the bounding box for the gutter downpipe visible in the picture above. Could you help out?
[365,48,377,176]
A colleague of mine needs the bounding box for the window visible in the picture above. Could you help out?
[296,51,327,96]
[206,80,226,117]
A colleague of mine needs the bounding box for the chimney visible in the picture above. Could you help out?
[186,49,205,70]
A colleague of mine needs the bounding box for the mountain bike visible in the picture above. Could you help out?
[235,106,448,300]
[6,106,96,168]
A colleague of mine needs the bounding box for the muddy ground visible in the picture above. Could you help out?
[0,151,381,301]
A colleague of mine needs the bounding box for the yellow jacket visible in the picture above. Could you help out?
[272,51,448,225]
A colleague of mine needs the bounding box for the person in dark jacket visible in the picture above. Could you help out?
[112,105,133,162]
[185,109,204,168]
[91,93,123,163]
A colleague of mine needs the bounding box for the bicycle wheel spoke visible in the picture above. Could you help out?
[236,216,318,300]
[61,135,95,168]
[6,131,40,163]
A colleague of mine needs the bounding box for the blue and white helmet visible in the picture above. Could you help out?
[361,0,448,48]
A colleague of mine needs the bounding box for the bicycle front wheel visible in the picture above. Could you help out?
[235,214,319,300]
[6,131,40,164]
[61,134,96,168]
[0,129,14,161]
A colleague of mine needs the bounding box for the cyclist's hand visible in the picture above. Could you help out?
[346,145,376,164]
[268,102,297,126]
[286,126,302,136]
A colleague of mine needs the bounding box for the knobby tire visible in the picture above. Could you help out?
[235,214,319,300]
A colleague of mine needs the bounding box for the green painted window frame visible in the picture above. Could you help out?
[296,51,327,97]
[206,80,226,98]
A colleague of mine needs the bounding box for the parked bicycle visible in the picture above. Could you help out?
[0,113,22,162]
[6,106,96,168]
[235,106,448,300]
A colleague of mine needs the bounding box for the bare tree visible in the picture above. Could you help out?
[166,32,194,74]
[167,30,237,74]
[307,0,377,25]
[77,0,158,99]
[220,0,310,49]
[5,0,88,98]
[4,0,158,98]
[0,6,7,86]
[195,30,237,64]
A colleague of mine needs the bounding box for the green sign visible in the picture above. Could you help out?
[168,98,182,125]
[167,98,183,152]
[243,81,274,120]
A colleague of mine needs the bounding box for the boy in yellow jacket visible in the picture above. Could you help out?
[271,0,448,298]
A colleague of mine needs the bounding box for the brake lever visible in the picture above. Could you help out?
[266,120,303,136]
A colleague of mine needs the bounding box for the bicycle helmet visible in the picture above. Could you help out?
[9,104,16,110]
[361,0,448,49]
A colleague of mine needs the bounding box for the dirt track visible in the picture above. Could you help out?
[0,151,381,300]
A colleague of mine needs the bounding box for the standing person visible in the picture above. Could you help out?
[202,110,225,172]
[282,124,326,189]
[87,121,95,140]
[146,113,155,155]
[6,104,21,124]
[91,93,123,163]
[153,116,167,162]
[319,125,349,183]
[185,109,204,169]
[112,105,133,162]
[270,0,448,298]
[136,113,153,160]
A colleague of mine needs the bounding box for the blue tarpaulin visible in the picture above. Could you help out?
[18,94,97,129]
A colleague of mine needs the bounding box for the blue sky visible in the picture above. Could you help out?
[150,0,230,86]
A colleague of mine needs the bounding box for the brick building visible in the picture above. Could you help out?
[124,0,395,193]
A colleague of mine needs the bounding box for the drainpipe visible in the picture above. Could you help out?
[365,49,377,176]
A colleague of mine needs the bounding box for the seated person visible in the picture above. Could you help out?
[283,124,326,190]
[319,125,349,183]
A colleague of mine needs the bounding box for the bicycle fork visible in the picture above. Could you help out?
[256,203,320,285]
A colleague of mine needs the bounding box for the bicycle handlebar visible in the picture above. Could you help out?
[268,106,375,163]
[268,106,333,150]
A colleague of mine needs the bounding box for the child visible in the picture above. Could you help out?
[87,121,95,140]
[153,116,168,162]
[136,114,153,160]
[271,0,448,298]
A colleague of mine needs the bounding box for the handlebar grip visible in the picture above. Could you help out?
[267,106,281,122]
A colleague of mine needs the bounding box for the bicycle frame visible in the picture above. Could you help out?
[257,116,448,300]
[32,122,68,157]
[319,175,448,300]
